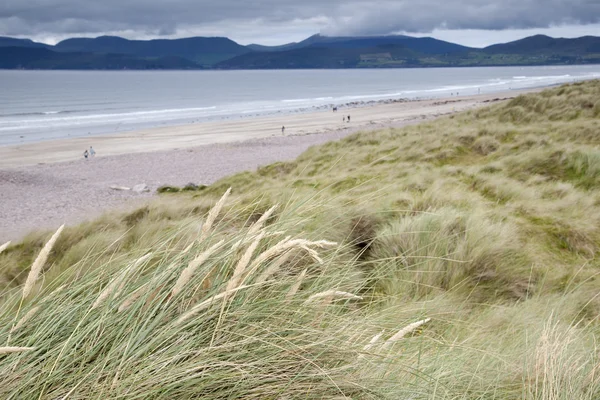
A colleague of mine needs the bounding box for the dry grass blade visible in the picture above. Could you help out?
[182,242,195,254]
[22,224,65,299]
[358,331,385,360]
[175,284,252,326]
[171,240,225,298]
[300,245,324,264]
[382,318,431,350]
[311,240,338,249]
[114,253,153,300]
[247,237,336,273]
[247,236,290,270]
[231,230,285,252]
[96,253,155,310]
[0,347,35,355]
[118,285,148,313]
[47,284,67,299]
[255,250,295,284]
[93,266,138,310]
[364,331,385,350]
[247,204,278,236]
[305,290,363,304]
[132,252,153,268]
[92,277,123,310]
[225,232,265,293]
[0,241,10,254]
[286,268,307,300]
[10,306,40,333]
[200,188,231,241]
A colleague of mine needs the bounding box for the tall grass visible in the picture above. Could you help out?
[0,195,435,398]
[2,81,600,398]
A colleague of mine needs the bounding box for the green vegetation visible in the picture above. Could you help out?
[1,34,599,69]
[218,46,600,69]
[2,81,600,398]
[217,35,600,69]
[0,47,201,70]
[53,36,250,67]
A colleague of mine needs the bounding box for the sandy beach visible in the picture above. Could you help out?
[0,90,535,241]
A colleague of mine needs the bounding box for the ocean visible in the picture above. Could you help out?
[1,65,599,146]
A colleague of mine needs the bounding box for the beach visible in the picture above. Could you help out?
[0,90,534,241]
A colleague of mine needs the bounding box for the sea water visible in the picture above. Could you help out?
[1,65,599,145]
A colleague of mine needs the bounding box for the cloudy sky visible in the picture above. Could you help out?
[1,0,599,47]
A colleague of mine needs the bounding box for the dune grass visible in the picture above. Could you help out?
[2,80,600,398]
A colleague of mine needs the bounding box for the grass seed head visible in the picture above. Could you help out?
[225,232,265,292]
[200,188,231,241]
[22,225,64,299]
[10,306,40,333]
[0,347,35,355]
[255,250,295,284]
[171,240,225,298]
[383,318,432,350]
[0,241,11,254]
[286,268,308,300]
[305,290,363,304]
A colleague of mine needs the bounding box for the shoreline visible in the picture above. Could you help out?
[0,88,539,242]
[0,89,537,169]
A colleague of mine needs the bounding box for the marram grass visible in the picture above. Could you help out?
[0,194,437,399]
[3,81,600,398]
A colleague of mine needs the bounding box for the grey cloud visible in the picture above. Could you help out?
[0,0,599,39]
[323,0,600,35]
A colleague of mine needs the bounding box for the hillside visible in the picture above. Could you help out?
[0,37,50,49]
[1,34,599,69]
[1,81,600,397]
[250,34,472,54]
[0,46,201,70]
[54,36,250,66]
[484,34,600,55]
[217,44,422,69]
[218,34,600,69]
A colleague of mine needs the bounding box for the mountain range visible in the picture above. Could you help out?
[1,34,599,70]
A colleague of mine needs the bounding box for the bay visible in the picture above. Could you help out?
[1,65,599,146]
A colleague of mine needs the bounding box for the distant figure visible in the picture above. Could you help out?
[333,107,338,113]
[89,146,96,157]
[83,149,89,160]
[282,126,285,135]
[343,116,346,123]
[347,115,351,123]
[478,88,481,94]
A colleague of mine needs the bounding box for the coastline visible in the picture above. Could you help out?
[0,89,537,169]
[0,88,538,242]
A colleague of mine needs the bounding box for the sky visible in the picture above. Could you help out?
[1,0,599,47]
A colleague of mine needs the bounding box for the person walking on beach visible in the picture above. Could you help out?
[343,116,346,123]
[89,146,96,158]
[83,149,89,160]
[347,115,351,123]
[282,126,285,135]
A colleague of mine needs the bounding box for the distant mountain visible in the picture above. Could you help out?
[0,37,50,49]
[0,47,201,70]
[217,44,424,69]
[250,34,473,54]
[0,34,598,70]
[484,35,600,55]
[220,34,600,69]
[54,36,250,66]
